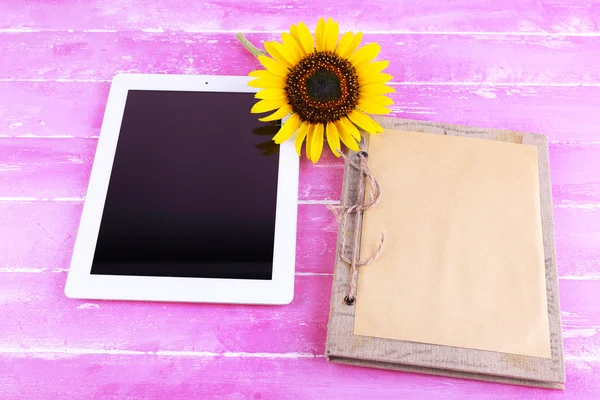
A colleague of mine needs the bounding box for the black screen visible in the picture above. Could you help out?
[91,90,280,280]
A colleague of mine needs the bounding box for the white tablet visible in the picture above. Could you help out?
[65,74,299,304]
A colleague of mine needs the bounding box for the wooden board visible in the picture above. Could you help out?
[1,1,599,398]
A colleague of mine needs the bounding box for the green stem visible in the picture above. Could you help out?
[236,33,267,58]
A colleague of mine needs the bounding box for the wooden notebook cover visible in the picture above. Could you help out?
[325,117,565,389]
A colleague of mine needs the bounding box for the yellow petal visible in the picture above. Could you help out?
[348,109,384,134]
[258,55,289,76]
[325,121,341,157]
[272,113,302,144]
[258,104,292,122]
[357,99,391,115]
[315,17,325,52]
[356,60,389,76]
[336,31,363,59]
[249,70,283,80]
[289,25,301,52]
[264,42,292,67]
[350,43,381,68]
[289,24,306,57]
[339,117,361,141]
[295,123,310,156]
[362,95,394,106]
[305,124,314,160]
[334,119,360,151]
[255,88,287,100]
[251,99,285,114]
[336,32,353,57]
[358,73,393,86]
[266,41,300,66]
[281,33,303,64]
[311,123,324,163]
[248,78,287,89]
[323,18,339,52]
[296,22,314,55]
[360,83,395,95]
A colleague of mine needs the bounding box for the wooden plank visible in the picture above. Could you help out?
[0,202,598,276]
[0,357,599,400]
[1,0,598,34]
[0,202,339,273]
[2,82,600,142]
[0,139,95,199]
[0,274,331,355]
[1,138,598,204]
[1,33,600,83]
[0,272,598,361]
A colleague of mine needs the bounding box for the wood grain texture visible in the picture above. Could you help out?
[3,138,595,204]
[1,272,598,363]
[3,82,600,142]
[1,0,599,397]
[0,202,598,277]
[1,33,600,83]
[1,0,598,34]
[0,355,598,400]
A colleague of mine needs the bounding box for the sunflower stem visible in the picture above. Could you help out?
[236,33,267,58]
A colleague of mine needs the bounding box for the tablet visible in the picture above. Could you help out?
[65,74,299,304]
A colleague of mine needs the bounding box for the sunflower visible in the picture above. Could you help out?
[244,18,394,163]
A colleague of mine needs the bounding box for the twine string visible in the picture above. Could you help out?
[327,151,385,304]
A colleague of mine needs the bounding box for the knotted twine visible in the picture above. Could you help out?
[327,151,385,305]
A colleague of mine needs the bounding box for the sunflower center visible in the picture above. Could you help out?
[285,51,360,125]
[306,69,341,102]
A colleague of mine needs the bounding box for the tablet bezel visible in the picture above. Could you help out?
[65,74,298,305]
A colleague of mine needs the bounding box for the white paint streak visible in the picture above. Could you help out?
[1,28,600,36]
[66,157,85,164]
[556,203,600,210]
[53,197,85,202]
[0,346,596,362]
[472,87,498,99]
[0,267,47,273]
[560,275,600,281]
[0,197,84,202]
[298,199,340,205]
[0,346,323,360]
[401,110,438,115]
[8,122,23,129]
[3,78,600,88]
[0,164,21,172]
[550,141,600,145]
[0,196,39,202]
[0,134,78,139]
[0,78,110,83]
[0,28,43,33]
[562,328,598,339]
[295,272,333,276]
[82,29,119,33]
[388,82,600,87]
[76,303,100,309]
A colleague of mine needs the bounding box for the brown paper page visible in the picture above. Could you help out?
[354,129,551,358]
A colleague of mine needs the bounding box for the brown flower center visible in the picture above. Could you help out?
[285,51,360,124]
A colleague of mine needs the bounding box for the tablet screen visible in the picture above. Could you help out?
[91,90,280,280]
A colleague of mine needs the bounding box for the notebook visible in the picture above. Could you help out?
[325,117,565,389]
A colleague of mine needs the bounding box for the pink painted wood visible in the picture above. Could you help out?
[1,1,599,398]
